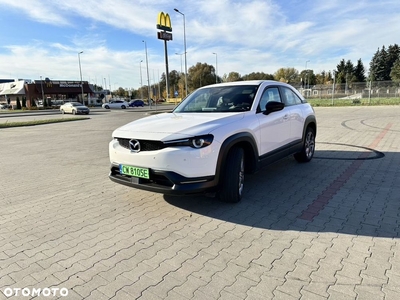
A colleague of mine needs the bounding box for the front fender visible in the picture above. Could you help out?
[215,132,259,185]
[303,115,317,139]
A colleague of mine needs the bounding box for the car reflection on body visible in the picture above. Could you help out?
[102,100,129,109]
[60,102,90,115]
[129,99,145,107]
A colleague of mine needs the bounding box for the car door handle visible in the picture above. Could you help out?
[283,114,289,120]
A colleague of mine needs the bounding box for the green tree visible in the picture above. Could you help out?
[274,68,299,83]
[225,72,242,82]
[369,46,389,80]
[16,97,21,109]
[114,87,127,98]
[300,69,316,86]
[160,70,183,98]
[390,58,400,83]
[335,59,356,85]
[387,44,400,76]
[187,63,216,91]
[315,70,332,85]
[242,72,274,81]
[354,59,366,82]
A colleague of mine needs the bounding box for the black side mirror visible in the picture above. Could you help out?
[263,101,285,115]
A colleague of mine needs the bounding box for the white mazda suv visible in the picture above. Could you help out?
[109,80,316,203]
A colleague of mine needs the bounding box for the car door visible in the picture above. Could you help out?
[65,103,72,113]
[255,86,291,156]
[280,86,304,143]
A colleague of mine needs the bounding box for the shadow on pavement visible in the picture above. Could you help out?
[164,149,399,239]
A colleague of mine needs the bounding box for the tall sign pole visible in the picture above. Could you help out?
[157,12,173,101]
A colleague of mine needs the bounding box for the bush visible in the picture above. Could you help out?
[16,97,22,109]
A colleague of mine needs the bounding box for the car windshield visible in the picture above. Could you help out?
[70,102,83,106]
[173,85,258,113]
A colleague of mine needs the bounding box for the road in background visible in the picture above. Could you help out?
[1,106,399,299]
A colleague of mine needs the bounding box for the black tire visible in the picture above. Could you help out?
[72,110,76,115]
[121,105,126,109]
[294,127,315,162]
[218,147,245,203]
[104,105,110,109]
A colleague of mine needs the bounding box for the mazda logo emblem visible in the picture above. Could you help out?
[129,139,141,153]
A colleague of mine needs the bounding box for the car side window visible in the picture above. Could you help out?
[281,87,302,106]
[258,87,282,112]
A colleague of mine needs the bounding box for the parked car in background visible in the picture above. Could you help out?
[60,102,90,115]
[0,103,10,109]
[129,99,145,107]
[51,100,65,109]
[102,100,129,109]
[108,80,317,203]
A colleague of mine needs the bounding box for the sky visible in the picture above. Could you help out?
[0,0,399,90]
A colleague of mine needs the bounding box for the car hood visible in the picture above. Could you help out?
[112,112,244,140]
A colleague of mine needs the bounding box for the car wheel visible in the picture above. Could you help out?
[72,110,76,115]
[121,105,126,109]
[60,109,64,114]
[294,127,315,163]
[104,105,110,109]
[218,147,244,203]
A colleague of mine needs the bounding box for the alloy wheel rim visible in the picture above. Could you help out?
[305,132,315,158]
[238,157,244,195]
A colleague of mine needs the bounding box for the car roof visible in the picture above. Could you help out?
[198,80,290,89]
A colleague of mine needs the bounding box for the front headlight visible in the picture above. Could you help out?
[164,134,214,149]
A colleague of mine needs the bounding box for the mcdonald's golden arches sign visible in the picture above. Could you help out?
[157,12,172,32]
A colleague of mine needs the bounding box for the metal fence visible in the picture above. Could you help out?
[294,81,400,99]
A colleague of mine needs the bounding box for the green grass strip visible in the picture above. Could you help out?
[0,117,90,128]
[308,97,400,107]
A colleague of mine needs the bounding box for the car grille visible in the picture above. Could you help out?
[117,138,166,151]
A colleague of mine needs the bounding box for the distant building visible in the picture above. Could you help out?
[0,78,106,107]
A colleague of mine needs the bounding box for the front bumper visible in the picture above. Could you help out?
[109,163,219,195]
[77,110,90,114]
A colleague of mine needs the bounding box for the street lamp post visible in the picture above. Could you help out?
[174,8,188,97]
[139,60,143,100]
[104,78,107,102]
[78,51,84,105]
[212,52,218,83]
[175,53,184,99]
[142,40,151,107]
[332,71,336,105]
[175,52,183,74]
[40,76,45,106]
[305,60,310,96]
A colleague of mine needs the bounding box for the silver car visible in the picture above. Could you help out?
[102,100,129,109]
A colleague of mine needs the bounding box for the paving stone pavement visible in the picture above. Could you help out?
[0,106,399,300]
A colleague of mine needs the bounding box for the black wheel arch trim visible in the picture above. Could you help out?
[215,132,259,185]
[303,115,317,139]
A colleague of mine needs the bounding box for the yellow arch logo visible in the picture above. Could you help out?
[157,12,172,32]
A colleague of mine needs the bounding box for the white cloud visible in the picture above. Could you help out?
[0,0,399,88]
